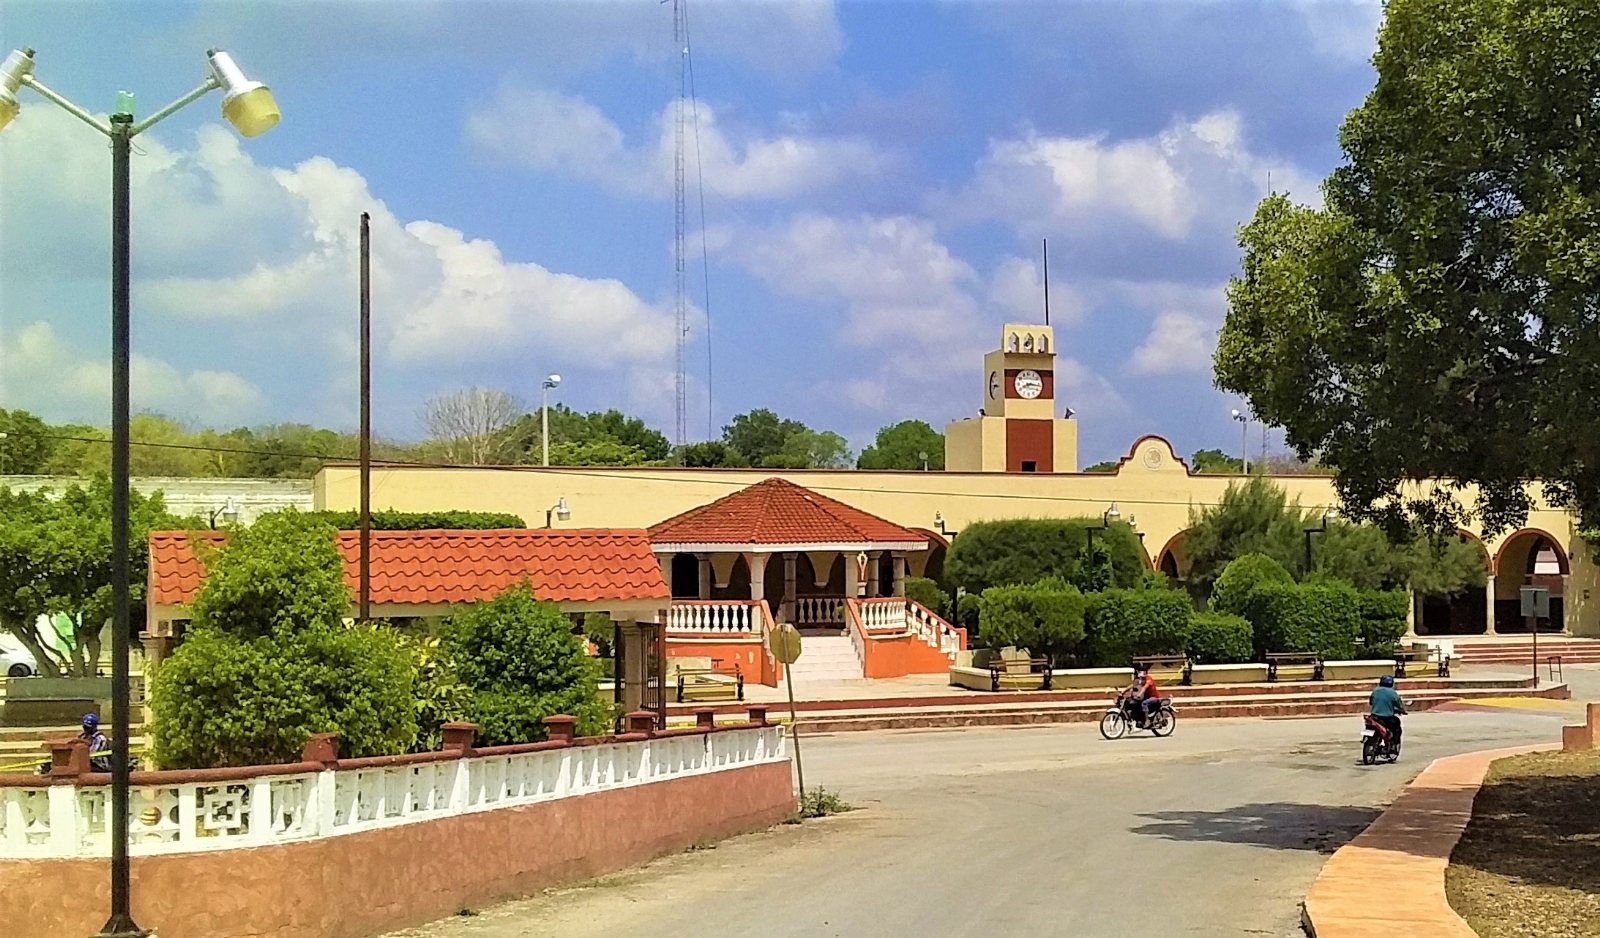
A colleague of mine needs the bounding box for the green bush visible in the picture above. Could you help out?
[153,510,418,768]
[944,518,1146,596]
[445,582,609,745]
[1245,581,1361,660]
[956,592,982,634]
[1210,553,1294,616]
[152,625,417,768]
[977,579,1087,665]
[1357,589,1410,656]
[189,509,349,640]
[904,576,951,618]
[1187,612,1254,664]
[1085,588,1194,667]
[296,509,527,530]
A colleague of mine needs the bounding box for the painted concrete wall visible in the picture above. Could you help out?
[0,759,794,938]
[0,475,313,524]
[314,435,1600,637]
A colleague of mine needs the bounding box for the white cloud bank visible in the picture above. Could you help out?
[466,86,893,201]
[1,107,679,427]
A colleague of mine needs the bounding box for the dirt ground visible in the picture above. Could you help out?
[1447,748,1600,938]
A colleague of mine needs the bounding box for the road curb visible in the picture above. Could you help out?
[1300,741,1560,937]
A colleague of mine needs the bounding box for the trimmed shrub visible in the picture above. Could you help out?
[1187,612,1254,664]
[945,518,1146,596]
[298,509,527,530]
[1357,589,1410,656]
[1244,581,1361,660]
[1085,588,1194,667]
[904,576,951,618]
[977,579,1087,665]
[152,625,417,768]
[956,592,982,634]
[445,582,610,745]
[189,509,349,640]
[1210,553,1294,616]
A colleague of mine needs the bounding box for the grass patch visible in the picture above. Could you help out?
[1446,748,1600,938]
[796,787,852,820]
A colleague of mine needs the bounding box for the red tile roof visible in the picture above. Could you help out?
[148,528,669,609]
[648,478,926,549]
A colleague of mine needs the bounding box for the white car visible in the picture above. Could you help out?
[0,641,38,678]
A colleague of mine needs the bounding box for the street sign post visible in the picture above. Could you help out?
[1520,587,1550,687]
[769,622,806,797]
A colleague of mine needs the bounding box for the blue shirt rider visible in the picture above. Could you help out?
[1368,676,1406,747]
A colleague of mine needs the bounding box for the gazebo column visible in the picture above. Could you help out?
[696,553,712,599]
[891,550,907,597]
[866,550,882,598]
[844,551,862,599]
[782,552,797,625]
[745,552,770,604]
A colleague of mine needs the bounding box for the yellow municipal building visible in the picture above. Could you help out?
[313,325,1596,638]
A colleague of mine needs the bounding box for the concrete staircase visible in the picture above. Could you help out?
[1455,638,1600,665]
[784,634,863,685]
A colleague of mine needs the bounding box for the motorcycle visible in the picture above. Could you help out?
[1361,714,1400,764]
[1100,691,1176,740]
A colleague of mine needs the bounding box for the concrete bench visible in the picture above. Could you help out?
[1322,660,1397,682]
[1189,663,1270,685]
[1132,655,1190,686]
[0,676,144,728]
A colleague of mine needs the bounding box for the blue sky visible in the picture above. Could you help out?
[0,0,1382,466]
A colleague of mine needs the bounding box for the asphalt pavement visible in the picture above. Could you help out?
[387,697,1576,938]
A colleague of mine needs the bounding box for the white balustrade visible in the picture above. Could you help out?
[0,725,787,860]
[667,601,755,634]
[859,599,907,632]
[906,601,964,657]
[794,596,845,626]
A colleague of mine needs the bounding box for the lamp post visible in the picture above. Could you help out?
[1231,409,1250,474]
[541,374,561,466]
[0,430,8,474]
[1,47,279,938]
[545,497,570,528]
[1085,502,1121,552]
[1303,511,1332,578]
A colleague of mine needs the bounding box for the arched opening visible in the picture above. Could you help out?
[669,553,699,599]
[1022,333,1034,353]
[710,555,751,601]
[1492,530,1569,633]
[1155,530,1189,587]
[1415,532,1491,636]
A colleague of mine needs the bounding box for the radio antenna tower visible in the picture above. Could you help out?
[672,0,689,448]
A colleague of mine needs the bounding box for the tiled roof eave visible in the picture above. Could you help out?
[649,540,928,554]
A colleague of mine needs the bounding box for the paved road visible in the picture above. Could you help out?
[389,702,1574,938]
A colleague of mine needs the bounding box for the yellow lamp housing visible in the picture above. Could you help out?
[206,49,279,137]
[0,47,35,133]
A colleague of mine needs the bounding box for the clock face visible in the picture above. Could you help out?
[988,371,1001,400]
[1014,369,1044,399]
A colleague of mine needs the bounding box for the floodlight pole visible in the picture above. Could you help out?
[359,212,372,622]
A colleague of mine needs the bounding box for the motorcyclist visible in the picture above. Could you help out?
[1122,666,1162,727]
[80,713,112,773]
[1368,675,1406,750]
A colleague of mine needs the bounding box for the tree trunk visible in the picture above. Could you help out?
[2,621,66,678]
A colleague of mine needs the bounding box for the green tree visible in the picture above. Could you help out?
[0,408,54,475]
[944,518,1146,596]
[443,582,609,745]
[550,439,650,467]
[1183,477,1312,597]
[857,421,944,470]
[1082,460,1119,473]
[150,511,417,768]
[903,576,951,619]
[1216,0,1600,537]
[676,441,749,468]
[722,409,806,466]
[1209,553,1295,616]
[977,579,1087,665]
[768,428,852,469]
[1190,448,1243,474]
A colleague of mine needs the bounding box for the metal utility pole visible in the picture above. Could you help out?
[672,0,688,449]
[1042,238,1050,326]
[359,212,372,622]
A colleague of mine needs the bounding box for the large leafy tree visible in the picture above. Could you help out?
[1216,0,1600,536]
[857,420,945,470]
[0,478,187,677]
[722,409,806,466]
[0,408,53,475]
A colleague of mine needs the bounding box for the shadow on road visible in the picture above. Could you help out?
[1130,802,1382,854]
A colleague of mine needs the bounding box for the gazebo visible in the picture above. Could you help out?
[648,478,928,629]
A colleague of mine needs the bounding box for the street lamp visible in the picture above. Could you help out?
[541,374,561,467]
[918,450,929,471]
[207,497,239,530]
[1,46,280,938]
[1231,409,1250,474]
[1304,510,1334,577]
[545,497,570,528]
[0,430,8,474]
[1086,502,1120,552]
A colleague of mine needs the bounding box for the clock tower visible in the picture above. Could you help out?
[945,324,1078,472]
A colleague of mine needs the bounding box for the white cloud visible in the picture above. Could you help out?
[988,256,1086,326]
[1,107,680,429]
[954,110,1320,241]
[467,86,893,201]
[1129,311,1215,376]
[1,321,265,426]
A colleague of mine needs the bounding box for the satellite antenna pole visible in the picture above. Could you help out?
[1042,238,1050,326]
[673,0,688,449]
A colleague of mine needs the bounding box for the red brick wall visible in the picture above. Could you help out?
[0,760,795,938]
[1006,419,1054,472]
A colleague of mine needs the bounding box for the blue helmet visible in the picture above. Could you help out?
[1379,675,1395,688]
[81,713,99,730]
